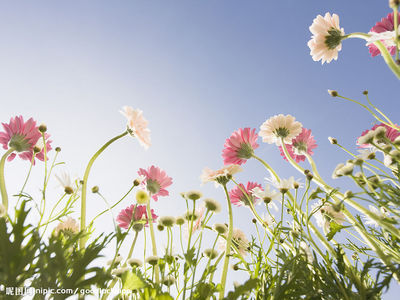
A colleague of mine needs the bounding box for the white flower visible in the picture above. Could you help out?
[266,176,296,193]
[200,164,242,187]
[251,186,279,211]
[357,149,376,161]
[332,162,353,178]
[219,228,250,257]
[311,201,346,232]
[308,13,345,64]
[259,114,302,146]
[54,217,79,234]
[366,26,400,49]
[120,106,151,149]
[107,255,123,266]
[262,213,275,227]
[55,171,76,194]
[111,267,130,277]
[363,205,390,228]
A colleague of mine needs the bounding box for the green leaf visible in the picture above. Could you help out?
[122,271,146,290]
[326,222,351,241]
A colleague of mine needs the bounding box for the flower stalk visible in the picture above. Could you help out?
[80,131,128,249]
[0,148,14,213]
[219,183,233,300]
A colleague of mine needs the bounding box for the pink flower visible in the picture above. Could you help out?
[229,182,262,207]
[138,165,173,201]
[368,12,400,57]
[357,123,400,148]
[279,128,317,163]
[0,116,52,163]
[116,204,158,229]
[222,128,259,165]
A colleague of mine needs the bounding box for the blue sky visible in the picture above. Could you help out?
[0,0,399,298]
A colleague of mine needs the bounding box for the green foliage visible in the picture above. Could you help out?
[0,200,40,298]
[31,231,112,297]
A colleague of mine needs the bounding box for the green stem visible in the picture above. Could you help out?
[219,184,233,300]
[79,131,128,249]
[346,32,400,79]
[0,149,14,212]
[146,202,160,283]
[126,231,139,263]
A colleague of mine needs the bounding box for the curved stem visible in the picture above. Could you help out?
[0,149,14,212]
[79,131,128,249]
[346,32,400,79]
[219,184,233,300]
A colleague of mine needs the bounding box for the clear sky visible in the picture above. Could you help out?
[0,0,399,298]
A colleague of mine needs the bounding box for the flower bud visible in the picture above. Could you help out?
[146,256,159,266]
[55,146,61,152]
[127,258,143,268]
[38,124,47,133]
[204,198,221,213]
[362,90,368,95]
[213,223,228,235]
[186,190,202,201]
[91,186,99,193]
[328,137,337,145]
[176,216,185,226]
[328,90,338,97]
[203,248,219,259]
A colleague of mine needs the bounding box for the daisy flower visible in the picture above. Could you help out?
[200,164,242,187]
[222,128,259,165]
[116,204,158,229]
[229,182,262,207]
[311,200,345,232]
[0,116,52,163]
[357,123,400,148]
[54,217,80,235]
[262,213,275,227]
[363,205,390,227]
[266,176,297,193]
[367,12,400,57]
[279,128,317,163]
[120,106,151,149]
[259,114,302,146]
[219,228,249,257]
[251,185,279,210]
[55,171,76,194]
[138,165,173,201]
[308,13,345,64]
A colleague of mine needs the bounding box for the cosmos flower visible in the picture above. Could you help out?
[120,106,151,149]
[55,171,76,194]
[308,13,345,64]
[229,182,262,207]
[279,128,317,163]
[54,217,80,235]
[222,128,259,165]
[0,115,52,163]
[200,164,242,187]
[311,200,345,232]
[259,114,302,146]
[219,227,249,257]
[357,123,400,148]
[116,204,158,229]
[138,165,173,201]
[251,185,279,210]
[367,12,400,57]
